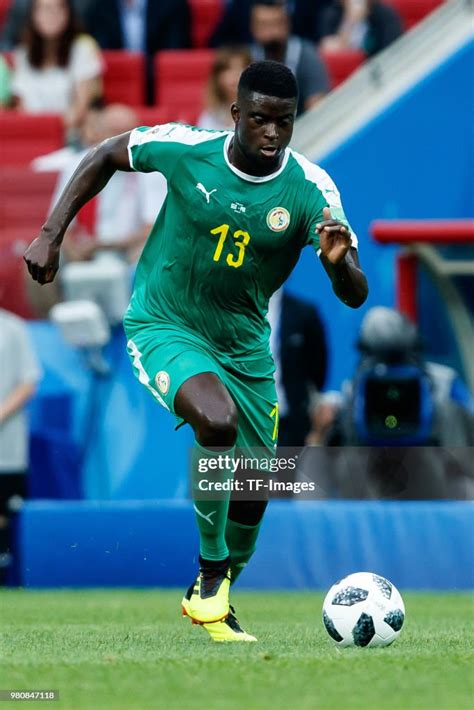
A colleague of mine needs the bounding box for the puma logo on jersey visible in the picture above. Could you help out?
[196,182,217,203]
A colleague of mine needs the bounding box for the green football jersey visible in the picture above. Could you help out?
[126,123,357,362]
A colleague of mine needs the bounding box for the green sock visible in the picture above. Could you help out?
[191,441,235,562]
[225,517,263,584]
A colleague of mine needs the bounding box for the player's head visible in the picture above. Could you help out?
[231,60,298,172]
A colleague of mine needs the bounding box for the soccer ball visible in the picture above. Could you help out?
[322,572,405,648]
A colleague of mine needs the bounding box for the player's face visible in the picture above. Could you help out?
[231,93,296,174]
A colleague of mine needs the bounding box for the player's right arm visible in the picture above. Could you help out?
[24,131,133,285]
[297,157,368,308]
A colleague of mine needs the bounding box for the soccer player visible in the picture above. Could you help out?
[24,61,368,642]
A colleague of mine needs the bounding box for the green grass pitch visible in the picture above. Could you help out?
[0,589,472,710]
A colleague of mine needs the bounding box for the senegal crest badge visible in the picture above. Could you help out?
[267,207,290,232]
[155,371,170,395]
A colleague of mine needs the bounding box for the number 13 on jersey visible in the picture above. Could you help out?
[211,224,250,269]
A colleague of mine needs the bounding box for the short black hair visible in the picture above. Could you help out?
[238,60,298,101]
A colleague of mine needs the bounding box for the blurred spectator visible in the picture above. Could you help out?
[211,0,332,47]
[198,46,252,130]
[320,0,403,56]
[0,54,11,105]
[268,288,328,446]
[83,0,190,52]
[85,0,191,54]
[51,103,167,324]
[0,308,42,584]
[10,0,103,135]
[0,0,89,50]
[83,0,191,103]
[250,0,330,115]
[292,0,335,44]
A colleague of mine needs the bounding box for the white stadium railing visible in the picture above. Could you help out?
[292,0,473,161]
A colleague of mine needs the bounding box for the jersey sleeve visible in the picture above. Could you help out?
[295,158,358,254]
[128,123,226,180]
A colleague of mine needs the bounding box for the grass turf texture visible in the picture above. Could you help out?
[0,590,472,710]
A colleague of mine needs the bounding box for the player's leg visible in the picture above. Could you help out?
[226,498,268,585]
[200,366,277,641]
[175,372,238,564]
[125,329,263,633]
[175,372,238,623]
[224,366,278,586]
[197,497,267,642]
[126,331,236,622]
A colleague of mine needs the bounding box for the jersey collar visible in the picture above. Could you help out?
[223,133,290,183]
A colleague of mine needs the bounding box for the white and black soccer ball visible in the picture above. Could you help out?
[322,572,405,648]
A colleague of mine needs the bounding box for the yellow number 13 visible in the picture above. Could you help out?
[211,223,250,269]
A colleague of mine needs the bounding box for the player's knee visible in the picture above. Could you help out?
[197,406,238,448]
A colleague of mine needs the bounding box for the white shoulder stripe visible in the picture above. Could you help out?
[128,123,229,169]
[290,149,358,248]
[290,149,343,208]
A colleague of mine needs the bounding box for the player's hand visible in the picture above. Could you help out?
[316,207,352,265]
[24,234,60,284]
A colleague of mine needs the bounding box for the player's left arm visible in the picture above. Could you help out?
[317,207,368,308]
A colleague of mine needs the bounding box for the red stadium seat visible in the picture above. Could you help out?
[133,106,174,127]
[385,0,444,30]
[102,51,146,106]
[0,0,11,32]
[0,167,57,231]
[320,49,366,88]
[0,167,57,317]
[188,0,224,48]
[155,49,215,120]
[0,234,34,319]
[2,49,12,66]
[0,227,33,249]
[134,106,198,128]
[0,111,64,165]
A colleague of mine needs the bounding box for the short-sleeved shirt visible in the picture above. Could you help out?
[252,36,330,115]
[11,34,102,113]
[0,310,42,472]
[125,123,357,365]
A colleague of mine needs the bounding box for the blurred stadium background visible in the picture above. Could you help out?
[0,0,472,593]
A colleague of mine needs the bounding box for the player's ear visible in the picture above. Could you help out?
[230,102,240,126]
